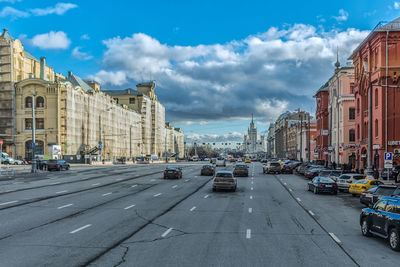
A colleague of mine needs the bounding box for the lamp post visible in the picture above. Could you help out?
[31,94,37,173]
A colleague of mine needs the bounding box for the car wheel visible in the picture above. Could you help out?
[332,190,337,195]
[212,188,216,192]
[313,187,318,194]
[233,186,237,192]
[339,189,344,192]
[389,228,400,251]
[352,194,357,197]
[66,166,70,170]
[57,166,61,171]
[361,218,372,237]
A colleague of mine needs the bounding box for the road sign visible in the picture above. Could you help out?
[31,142,35,148]
[0,140,3,145]
[373,144,380,150]
[98,141,103,149]
[384,152,393,161]
[384,152,393,168]
[314,148,318,153]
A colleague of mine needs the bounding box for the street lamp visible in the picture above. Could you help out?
[363,60,374,175]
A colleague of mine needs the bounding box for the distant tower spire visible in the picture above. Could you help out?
[251,113,254,123]
[334,47,340,69]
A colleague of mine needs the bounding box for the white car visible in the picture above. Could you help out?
[337,173,365,192]
[215,157,226,167]
[14,159,24,165]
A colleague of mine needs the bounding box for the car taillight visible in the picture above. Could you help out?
[211,168,214,171]
[164,170,166,174]
[333,183,338,187]
[175,171,179,173]
[346,180,352,183]
[318,183,324,187]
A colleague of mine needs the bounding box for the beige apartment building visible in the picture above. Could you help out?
[1,30,184,161]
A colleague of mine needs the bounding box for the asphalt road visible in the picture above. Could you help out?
[0,162,399,266]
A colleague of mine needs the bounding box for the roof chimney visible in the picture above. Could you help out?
[40,57,46,80]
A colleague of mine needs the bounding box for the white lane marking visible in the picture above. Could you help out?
[161,228,173,238]
[124,204,136,210]
[251,187,254,190]
[190,206,196,211]
[280,178,282,181]
[131,184,137,188]
[51,182,60,185]
[246,229,251,239]
[204,195,209,199]
[0,200,18,206]
[56,190,68,194]
[116,178,123,181]
[92,183,100,186]
[251,181,253,184]
[329,232,341,243]
[296,197,301,202]
[185,179,190,182]
[172,185,178,188]
[250,196,253,199]
[248,208,253,213]
[102,192,112,196]
[151,179,156,181]
[58,204,73,209]
[284,182,287,185]
[154,193,162,197]
[70,224,92,234]
[309,210,315,216]
[289,188,293,192]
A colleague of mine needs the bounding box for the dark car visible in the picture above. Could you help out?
[305,167,325,179]
[381,166,400,179]
[307,176,338,195]
[360,185,400,206]
[263,161,281,174]
[163,166,182,179]
[360,196,400,251]
[47,159,70,171]
[233,164,249,177]
[281,162,300,174]
[201,164,215,176]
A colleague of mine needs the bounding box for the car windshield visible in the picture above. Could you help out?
[202,165,212,168]
[330,171,341,176]
[356,180,369,184]
[48,159,57,163]
[318,177,334,183]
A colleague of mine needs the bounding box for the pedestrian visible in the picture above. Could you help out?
[332,161,336,170]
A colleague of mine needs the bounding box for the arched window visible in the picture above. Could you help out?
[25,97,32,108]
[375,119,378,138]
[36,96,44,108]
[375,88,378,107]
[349,129,355,142]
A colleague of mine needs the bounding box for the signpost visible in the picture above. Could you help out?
[0,140,2,166]
[384,152,393,180]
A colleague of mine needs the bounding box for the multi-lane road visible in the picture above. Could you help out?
[0,162,399,266]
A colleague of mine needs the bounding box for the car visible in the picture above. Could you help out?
[360,196,400,251]
[307,176,338,195]
[349,179,384,196]
[328,170,343,181]
[360,185,400,206]
[210,158,217,164]
[263,161,281,174]
[233,164,249,177]
[336,173,366,192]
[47,159,70,171]
[381,166,400,179]
[201,164,215,176]
[212,171,237,192]
[3,157,15,165]
[163,166,182,179]
[13,159,24,165]
[244,158,251,163]
[216,157,226,167]
[281,162,300,174]
[305,167,325,179]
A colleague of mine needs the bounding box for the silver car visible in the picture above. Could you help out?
[337,173,365,192]
[212,171,237,192]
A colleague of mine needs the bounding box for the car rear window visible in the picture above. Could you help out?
[375,187,396,196]
[356,180,369,184]
[319,177,334,183]
[330,171,342,176]
[203,165,212,168]
[48,159,57,163]
[166,166,179,170]
[271,162,280,166]
[353,175,365,180]
[217,157,224,160]
[340,175,350,179]
[235,166,247,169]
[216,173,233,178]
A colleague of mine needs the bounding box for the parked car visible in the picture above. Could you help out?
[216,157,226,167]
[3,157,15,165]
[349,179,384,196]
[47,159,70,171]
[244,158,251,163]
[307,176,338,194]
[381,166,400,179]
[13,159,24,165]
[233,164,249,177]
[305,167,325,179]
[337,173,366,192]
[210,158,217,164]
[163,166,182,179]
[201,164,215,176]
[263,161,281,174]
[360,185,400,206]
[360,196,400,251]
[281,161,301,174]
[212,171,237,192]
[296,163,311,175]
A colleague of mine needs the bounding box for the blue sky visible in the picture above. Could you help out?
[1,0,400,141]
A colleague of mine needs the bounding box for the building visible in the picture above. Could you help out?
[314,82,330,163]
[243,114,265,153]
[295,121,317,162]
[266,123,275,158]
[349,17,400,171]
[0,29,63,157]
[328,61,356,167]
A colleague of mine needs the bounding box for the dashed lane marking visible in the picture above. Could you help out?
[57,204,73,209]
[92,183,100,186]
[56,190,68,194]
[190,206,196,211]
[116,178,123,181]
[124,204,136,210]
[329,232,341,243]
[154,193,162,197]
[151,179,156,182]
[248,208,252,213]
[246,229,251,239]
[289,188,293,192]
[309,210,315,216]
[250,196,253,199]
[51,182,60,185]
[204,195,209,199]
[70,224,92,234]
[172,185,178,188]
[0,200,18,206]
[185,179,190,182]
[284,182,287,185]
[296,197,301,202]
[131,185,137,188]
[251,187,254,190]
[161,228,173,238]
[102,192,112,196]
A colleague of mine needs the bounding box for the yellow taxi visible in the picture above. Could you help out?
[349,179,384,196]
[244,158,251,163]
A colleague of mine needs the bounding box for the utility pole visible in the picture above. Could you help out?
[99,115,102,161]
[31,94,37,173]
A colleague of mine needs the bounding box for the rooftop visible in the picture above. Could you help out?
[65,72,93,92]
[102,88,143,96]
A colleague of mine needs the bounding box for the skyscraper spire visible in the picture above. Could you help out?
[251,113,254,123]
[334,47,340,69]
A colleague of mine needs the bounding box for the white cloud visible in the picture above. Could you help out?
[333,9,349,22]
[0,6,29,19]
[89,23,369,123]
[72,46,93,60]
[87,70,127,86]
[80,34,90,40]
[30,3,77,16]
[30,31,71,50]
[395,2,400,9]
[0,0,21,3]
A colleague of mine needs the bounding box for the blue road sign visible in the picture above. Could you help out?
[31,142,35,148]
[385,152,393,161]
[98,144,102,149]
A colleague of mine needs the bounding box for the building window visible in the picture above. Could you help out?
[25,118,32,130]
[36,118,44,129]
[114,98,119,104]
[357,124,360,140]
[25,97,32,108]
[349,129,355,142]
[36,96,44,108]
[129,97,135,104]
[357,99,360,115]
[375,119,378,138]
[375,88,378,107]
[349,108,355,120]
